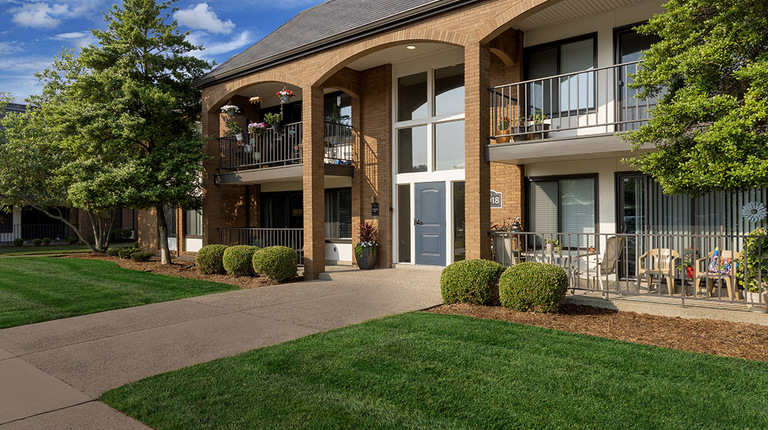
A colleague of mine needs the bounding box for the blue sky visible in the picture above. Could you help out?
[0,0,326,102]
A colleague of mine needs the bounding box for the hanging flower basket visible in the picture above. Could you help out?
[277,89,295,104]
[221,104,240,117]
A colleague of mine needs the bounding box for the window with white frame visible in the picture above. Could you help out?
[528,176,597,248]
[185,209,202,237]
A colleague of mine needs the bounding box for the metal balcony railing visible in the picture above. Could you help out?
[219,227,304,265]
[489,61,656,143]
[491,230,768,308]
[220,121,353,171]
[0,224,71,243]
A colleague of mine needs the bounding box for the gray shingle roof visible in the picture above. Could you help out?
[199,0,472,86]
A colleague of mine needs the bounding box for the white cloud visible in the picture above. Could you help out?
[10,3,69,29]
[174,3,234,34]
[50,31,96,49]
[0,41,25,56]
[187,30,254,60]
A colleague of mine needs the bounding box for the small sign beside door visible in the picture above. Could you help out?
[490,190,502,209]
[371,202,380,216]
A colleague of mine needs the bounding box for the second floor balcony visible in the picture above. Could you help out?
[487,61,656,164]
[217,121,354,184]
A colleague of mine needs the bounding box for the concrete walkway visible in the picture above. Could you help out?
[0,267,443,429]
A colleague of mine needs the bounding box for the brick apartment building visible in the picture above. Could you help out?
[162,0,767,298]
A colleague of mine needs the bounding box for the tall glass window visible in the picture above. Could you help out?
[528,177,596,247]
[325,188,352,239]
[398,185,411,263]
[434,64,464,116]
[435,120,465,171]
[397,72,428,121]
[163,206,177,238]
[397,126,428,173]
[185,209,202,237]
[453,182,465,261]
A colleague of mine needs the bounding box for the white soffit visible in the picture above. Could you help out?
[515,0,655,32]
[346,43,460,71]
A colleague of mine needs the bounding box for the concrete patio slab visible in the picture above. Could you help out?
[0,358,91,425]
[0,401,150,430]
[0,300,229,356]
[21,312,319,397]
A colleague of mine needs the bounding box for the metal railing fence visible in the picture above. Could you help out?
[491,230,768,308]
[324,121,353,164]
[489,61,656,142]
[0,224,71,244]
[219,227,304,265]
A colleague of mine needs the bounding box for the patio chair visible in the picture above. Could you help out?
[571,236,625,292]
[693,250,741,300]
[638,248,679,295]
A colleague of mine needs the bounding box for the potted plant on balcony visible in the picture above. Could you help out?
[277,88,295,104]
[496,117,511,143]
[226,120,243,142]
[736,228,768,312]
[221,104,240,117]
[263,112,282,133]
[355,221,378,270]
[527,112,551,140]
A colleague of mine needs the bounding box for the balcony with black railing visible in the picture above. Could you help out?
[487,61,656,163]
[219,121,353,172]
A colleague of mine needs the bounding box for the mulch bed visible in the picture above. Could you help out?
[66,253,302,289]
[427,303,768,362]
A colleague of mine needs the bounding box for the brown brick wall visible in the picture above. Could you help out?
[359,64,393,268]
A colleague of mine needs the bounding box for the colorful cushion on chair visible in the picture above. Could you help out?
[708,256,733,275]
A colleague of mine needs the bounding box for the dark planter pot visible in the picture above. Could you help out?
[271,123,282,133]
[356,245,378,270]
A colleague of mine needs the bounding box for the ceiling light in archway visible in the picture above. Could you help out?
[406,45,416,50]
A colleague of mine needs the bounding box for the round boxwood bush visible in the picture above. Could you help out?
[222,245,259,277]
[499,262,568,313]
[196,244,228,275]
[42,237,51,246]
[130,251,154,262]
[252,246,298,282]
[33,238,42,247]
[68,237,78,245]
[13,238,23,247]
[440,259,506,305]
[118,247,138,259]
[106,248,121,257]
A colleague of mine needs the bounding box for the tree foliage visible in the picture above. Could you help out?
[72,0,211,263]
[623,0,768,196]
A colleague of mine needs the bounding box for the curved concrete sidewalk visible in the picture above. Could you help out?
[0,267,442,429]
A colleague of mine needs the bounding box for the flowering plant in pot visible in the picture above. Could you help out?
[495,117,511,143]
[277,88,295,104]
[355,221,378,270]
[220,104,240,117]
[735,228,768,310]
[248,122,268,135]
[226,120,243,142]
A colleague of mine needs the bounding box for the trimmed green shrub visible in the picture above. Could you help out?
[130,251,154,262]
[42,237,51,246]
[13,238,23,247]
[222,245,258,277]
[196,244,228,275]
[106,248,121,257]
[499,262,568,313]
[68,237,78,245]
[118,247,138,259]
[33,238,42,247]
[440,259,505,305]
[252,246,298,282]
[109,229,132,243]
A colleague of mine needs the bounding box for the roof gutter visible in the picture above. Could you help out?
[195,0,483,88]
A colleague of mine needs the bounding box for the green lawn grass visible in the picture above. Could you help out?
[0,257,237,328]
[0,243,132,256]
[102,312,768,429]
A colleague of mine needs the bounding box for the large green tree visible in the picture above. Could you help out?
[77,0,211,263]
[0,54,133,252]
[624,0,768,196]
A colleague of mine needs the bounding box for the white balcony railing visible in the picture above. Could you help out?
[489,61,656,143]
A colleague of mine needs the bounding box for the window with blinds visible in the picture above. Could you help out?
[325,188,352,239]
[529,177,597,248]
[525,35,596,116]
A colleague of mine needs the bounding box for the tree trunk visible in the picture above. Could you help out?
[156,206,171,264]
[23,200,111,253]
[87,211,113,252]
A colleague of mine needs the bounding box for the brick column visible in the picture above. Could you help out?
[350,95,362,256]
[465,42,492,260]
[202,109,221,246]
[302,85,325,279]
